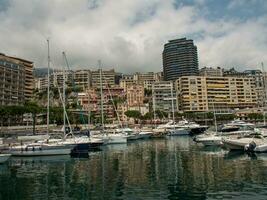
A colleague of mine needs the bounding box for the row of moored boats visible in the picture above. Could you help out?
[0,119,208,164]
[194,119,267,153]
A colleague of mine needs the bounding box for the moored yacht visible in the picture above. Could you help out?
[194,123,256,147]
[222,132,265,151]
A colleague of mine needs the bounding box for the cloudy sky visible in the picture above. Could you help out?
[0,0,266,73]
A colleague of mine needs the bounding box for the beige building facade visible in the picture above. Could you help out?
[0,53,34,105]
[176,76,257,112]
[91,69,115,88]
[126,83,144,107]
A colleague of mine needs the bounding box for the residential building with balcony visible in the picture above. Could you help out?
[0,53,34,105]
[176,76,257,113]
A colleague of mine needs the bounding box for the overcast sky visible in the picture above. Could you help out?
[0,0,266,73]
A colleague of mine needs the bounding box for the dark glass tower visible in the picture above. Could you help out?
[163,38,199,81]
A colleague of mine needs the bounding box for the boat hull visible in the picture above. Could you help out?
[138,132,152,139]
[94,135,127,144]
[126,134,139,141]
[107,135,127,144]
[167,129,189,136]
[222,139,250,151]
[9,145,72,157]
[0,154,11,163]
[189,126,208,135]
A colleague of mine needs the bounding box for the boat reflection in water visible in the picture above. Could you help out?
[1,137,267,199]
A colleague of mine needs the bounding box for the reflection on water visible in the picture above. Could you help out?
[1,137,267,200]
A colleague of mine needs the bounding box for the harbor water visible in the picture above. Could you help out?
[1,136,267,200]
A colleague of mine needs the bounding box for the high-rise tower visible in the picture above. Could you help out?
[163,38,199,81]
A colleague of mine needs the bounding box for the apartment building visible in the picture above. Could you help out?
[74,70,91,89]
[152,81,178,114]
[0,53,34,105]
[119,74,134,91]
[176,76,257,112]
[78,87,125,120]
[126,82,144,107]
[199,67,223,77]
[91,69,115,88]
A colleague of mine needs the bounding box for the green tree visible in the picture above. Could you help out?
[124,110,142,123]
[155,110,168,119]
[248,113,263,122]
[142,112,153,120]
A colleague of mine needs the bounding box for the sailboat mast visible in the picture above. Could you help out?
[262,62,266,125]
[62,53,66,137]
[152,84,156,126]
[88,92,91,127]
[99,60,104,130]
[47,39,50,135]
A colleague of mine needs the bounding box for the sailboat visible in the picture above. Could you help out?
[91,61,127,144]
[56,52,104,155]
[8,40,73,156]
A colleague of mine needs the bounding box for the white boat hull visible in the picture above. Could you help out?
[93,134,127,144]
[0,154,11,163]
[254,144,267,153]
[9,145,72,157]
[106,135,127,144]
[222,138,260,151]
[138,132,152,139]
[126,134,139,141]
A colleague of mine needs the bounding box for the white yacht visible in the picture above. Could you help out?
[194,124,256,147]
[158,121,190,136]
[159,119,207,136]
[222,133,265,151]
[226,119,254,127]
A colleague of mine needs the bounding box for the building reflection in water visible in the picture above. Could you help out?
[1,137,267,200]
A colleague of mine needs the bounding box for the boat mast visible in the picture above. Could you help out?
[62,53,66,138]
[152,84,156,127]
[99,60,104,131]
[262,62,266,125]
[88,91,91,127]
[62,52,73,136]
[47,39,50,135]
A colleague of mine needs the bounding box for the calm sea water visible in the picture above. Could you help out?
[1,136,267,200]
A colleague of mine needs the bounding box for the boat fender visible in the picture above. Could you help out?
[244,141,256,152]
[32,147,35,151]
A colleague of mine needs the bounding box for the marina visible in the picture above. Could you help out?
[0,1,266,199]
[1,136,267,199]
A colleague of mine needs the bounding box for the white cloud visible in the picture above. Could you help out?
[0,0,266,73]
